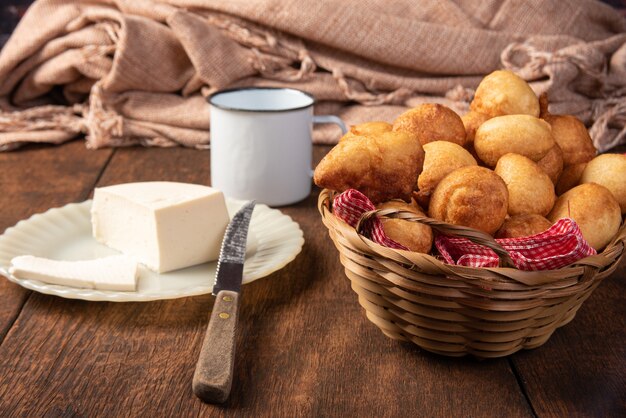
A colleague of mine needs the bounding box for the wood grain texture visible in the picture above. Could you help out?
[510,261,626,417]
[0,141,112,343]
[193,290,241,404]
[0,144,622,417]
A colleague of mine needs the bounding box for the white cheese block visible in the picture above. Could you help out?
[91,182,230,273]
[10,255,138,291]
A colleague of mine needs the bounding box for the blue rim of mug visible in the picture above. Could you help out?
[207,86,316,113]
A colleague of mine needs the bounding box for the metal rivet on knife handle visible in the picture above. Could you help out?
[219,313,230,319]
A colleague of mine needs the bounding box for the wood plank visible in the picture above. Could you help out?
[0,146,533,416]
[510,260,626,417]
[0,141,112,343]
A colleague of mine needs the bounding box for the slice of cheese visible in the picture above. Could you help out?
[91,182,230,273]
[10,255,138,291]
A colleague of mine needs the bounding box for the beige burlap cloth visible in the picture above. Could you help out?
[0,0,625,151]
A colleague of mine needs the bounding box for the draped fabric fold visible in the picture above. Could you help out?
[0,0,624,151]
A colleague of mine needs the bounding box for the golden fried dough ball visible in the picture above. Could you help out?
[543,114,596,165]
[314,131,424,203]
[495,214,553,239]
[495,153,556,216]
[340,121,392,142]
[474,115,554,167]
[470,70,540,118]
[392,103,467,147]
[461,111,490,143]
[536,144,564,185]
[556,163,587,196]
[377,200,433,253]
[429,166,508,235]
[580,153,626,213]
[548,183,621,251]
[418,141,477,195]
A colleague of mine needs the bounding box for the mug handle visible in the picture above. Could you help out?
[311,115,347,178]
[313,115,348,135]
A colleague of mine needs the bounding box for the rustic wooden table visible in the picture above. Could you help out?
[0,141,624,417]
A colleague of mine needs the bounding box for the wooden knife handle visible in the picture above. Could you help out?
[192,290,240,403]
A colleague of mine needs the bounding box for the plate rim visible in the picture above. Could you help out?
[0,199,304,302]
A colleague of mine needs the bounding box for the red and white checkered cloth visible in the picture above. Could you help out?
[332,189,408,250]
[332,189,596,271]
[435,219,596,270]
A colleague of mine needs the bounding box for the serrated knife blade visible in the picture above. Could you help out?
[193,200,255,404]
[211,200,255,295]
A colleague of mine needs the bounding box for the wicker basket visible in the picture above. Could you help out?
[318,189,626,358]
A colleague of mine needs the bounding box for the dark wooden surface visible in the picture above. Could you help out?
[0,141,624,417]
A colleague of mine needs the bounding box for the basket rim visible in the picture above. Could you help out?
[318,188,626,286]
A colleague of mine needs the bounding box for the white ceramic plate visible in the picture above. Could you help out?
[0,199,304,301]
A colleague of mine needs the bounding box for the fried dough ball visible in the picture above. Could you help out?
[340,121,392,142]
[495,214,553,239]
[495,153,556,216]
[556,163,587,196]
[314,131,424,203]
[580,153,626,213]
[470,70,540,118]
[548,183,621,251]
[418,141,477,195]
[543,114,596,165]
[429,166,508,235]
[474,115,554,167]
[474,115,555,167]
[392,103,467,147]
[377,200,433,253]
[536,144,564,185]
[461,111,490,143]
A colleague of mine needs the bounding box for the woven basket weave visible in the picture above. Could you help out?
[318,189,626,358]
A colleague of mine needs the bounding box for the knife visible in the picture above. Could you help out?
[192,201,255,404]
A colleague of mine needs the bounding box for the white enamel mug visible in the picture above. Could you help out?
[209,87,346,206]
